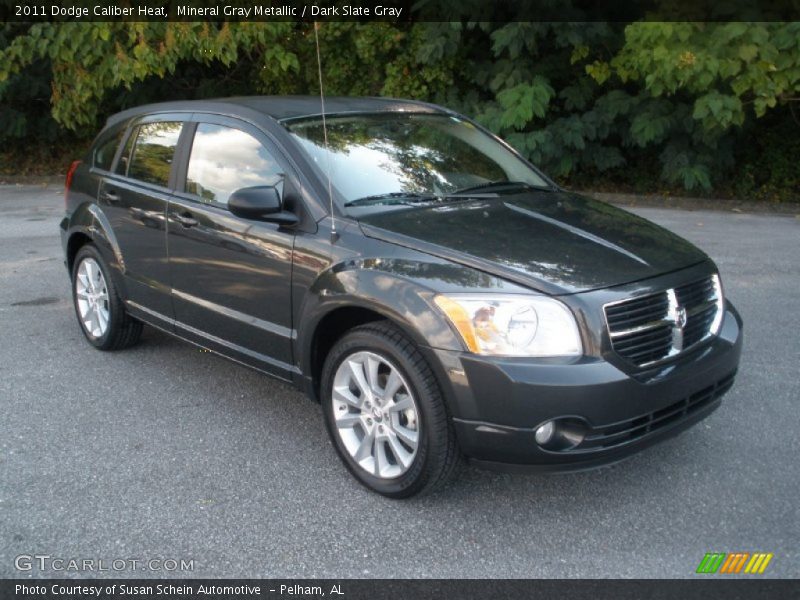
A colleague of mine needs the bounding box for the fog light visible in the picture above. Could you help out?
[534,418,588,451]
[535,420,556,445]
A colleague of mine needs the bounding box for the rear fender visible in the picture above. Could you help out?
[65,203,128,296]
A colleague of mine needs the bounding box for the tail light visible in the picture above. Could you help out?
[65,160,81,206]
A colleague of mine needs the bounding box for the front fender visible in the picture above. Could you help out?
[296,259,466,380]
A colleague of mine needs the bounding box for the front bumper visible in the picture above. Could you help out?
[421,303,743,472]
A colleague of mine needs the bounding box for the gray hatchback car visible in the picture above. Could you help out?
[61,96,743,497]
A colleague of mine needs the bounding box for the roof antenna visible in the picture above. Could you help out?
[313,22,338,243]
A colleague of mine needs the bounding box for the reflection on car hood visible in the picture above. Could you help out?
[358,191,708,295]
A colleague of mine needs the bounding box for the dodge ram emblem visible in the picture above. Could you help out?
[676,306,688,329]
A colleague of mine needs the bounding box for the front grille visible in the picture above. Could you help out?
[604,274,723,367]
[676,278,719,347]
[574,370,736,452]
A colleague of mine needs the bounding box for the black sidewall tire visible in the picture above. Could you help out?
[321,324,455,498]
[71,244,140,351]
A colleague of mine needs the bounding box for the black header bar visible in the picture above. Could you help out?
[2,0,800,22]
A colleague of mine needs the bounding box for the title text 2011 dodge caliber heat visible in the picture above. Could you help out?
[60,97,743,497]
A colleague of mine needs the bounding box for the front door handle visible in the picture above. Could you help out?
[174,212,199,228]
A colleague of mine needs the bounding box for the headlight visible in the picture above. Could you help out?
[434,294,582,357]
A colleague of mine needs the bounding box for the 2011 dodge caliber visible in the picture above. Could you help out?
[61,96,743,497]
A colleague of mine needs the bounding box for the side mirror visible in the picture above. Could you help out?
[228,186,298,226]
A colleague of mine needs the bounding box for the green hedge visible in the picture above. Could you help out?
[1,21,798,199]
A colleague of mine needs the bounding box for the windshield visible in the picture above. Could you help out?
[284,113,550,213]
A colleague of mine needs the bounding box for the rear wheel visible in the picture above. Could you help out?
[321,321,459,498]
[71,244,142,350]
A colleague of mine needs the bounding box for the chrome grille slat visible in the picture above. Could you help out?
[675,279,714,299]
[609,318,673,339]
[605,294,666,315]
[625,345,673,362]
[616,335,673,355]
[604,275,723,367]
[605,295,668,329]
[614,330,673,354]
[687,300,717,317]
[678,290,714,306]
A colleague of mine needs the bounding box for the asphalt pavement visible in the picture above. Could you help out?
[1,183,798,578]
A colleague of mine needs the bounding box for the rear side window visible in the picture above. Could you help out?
[126,121,183,187]
[94,128,124,171]
[185,123,283,206]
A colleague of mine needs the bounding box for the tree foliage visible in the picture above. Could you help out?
[1,20,798,198]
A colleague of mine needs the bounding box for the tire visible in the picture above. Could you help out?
[71,244,143,351]
[321,321,460,498]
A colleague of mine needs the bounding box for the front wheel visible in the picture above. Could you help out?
[71,244,142,351]
[321,322,459,498]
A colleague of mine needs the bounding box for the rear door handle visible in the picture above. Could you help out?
[100,189,120,203]
[174,212,199,228]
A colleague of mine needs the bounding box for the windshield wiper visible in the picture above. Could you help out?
[344,192,437,207]
[344,182,551,208]
[448,180,551,196]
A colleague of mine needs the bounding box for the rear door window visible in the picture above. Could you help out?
[185,123,283,207]
[126,122,183,187]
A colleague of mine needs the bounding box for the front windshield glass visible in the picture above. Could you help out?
[284,113,549,211]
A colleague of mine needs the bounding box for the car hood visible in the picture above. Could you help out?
[357,191,708,295]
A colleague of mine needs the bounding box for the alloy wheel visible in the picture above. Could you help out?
[331,351,420,479]
[75,257,110,339]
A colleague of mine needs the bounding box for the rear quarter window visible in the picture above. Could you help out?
[93,128,124,171]
[126,121,183,187]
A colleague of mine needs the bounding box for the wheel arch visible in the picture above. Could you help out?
[305,304,416,402]
[64,202,128,299]
[66,201,125,269]
[66,231,93,274]
[297,262,466,402]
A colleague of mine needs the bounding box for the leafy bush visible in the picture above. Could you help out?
[1,21,798,199]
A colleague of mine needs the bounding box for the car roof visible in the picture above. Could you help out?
[228,96,447,120]
[104,96,449,129]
